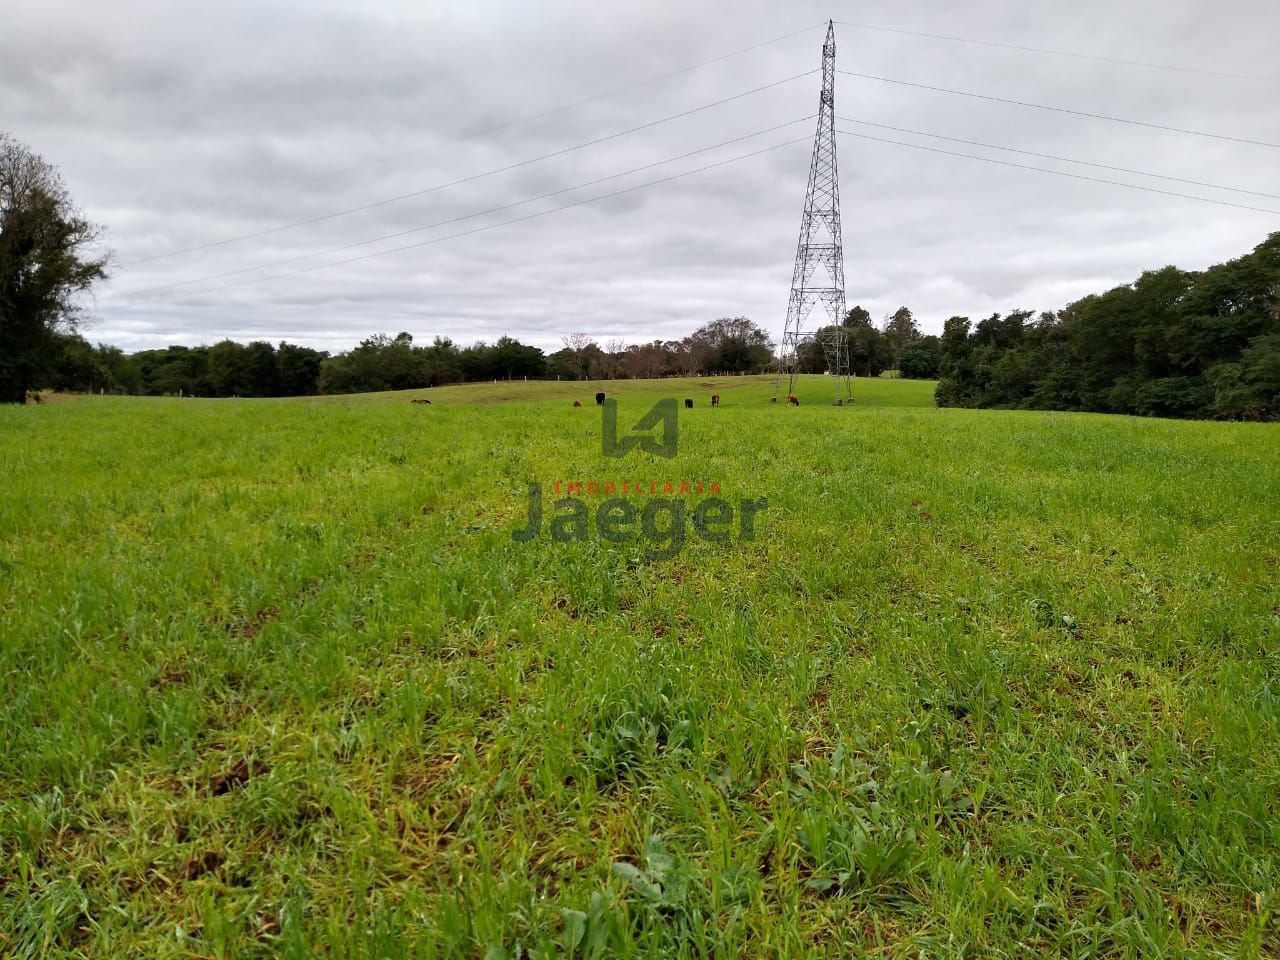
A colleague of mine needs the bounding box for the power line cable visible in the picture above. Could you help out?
[116,117,812,301]
[833,19,1278,84]
[125,69,816,268]
[837,70,1280,149]
[836,129,1280,215]
[305,22,828,185]
[839,117,1280,200]
[112,135,810,303]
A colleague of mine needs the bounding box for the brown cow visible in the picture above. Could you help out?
[710,394,720,407]
[572,400,581,407]
[787,394,800,406]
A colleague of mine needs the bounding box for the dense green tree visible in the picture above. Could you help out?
[843,305,873,328]
[882,305,920,364]
[898,336,940,379]
[241,341,278,396]
[1206,334,1280,420]
[546,348,577,380]
[793,323,890,378]
[320,335,393,393]
[375,332,423,390]
[795,332,827,374]
[848,322,894,378]
[276,342,326,396]
[0,134,109,403]
[125,345,210,396]
[490,335,547,380]
[205,339,252,397]
[94,343,135,393]
[45,333,116,393]
[415,337,457,387]
[834,307,894,376]
[688,317,773,373]
[935,233,1280,420]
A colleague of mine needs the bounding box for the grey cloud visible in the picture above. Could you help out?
[4,0,1277,354]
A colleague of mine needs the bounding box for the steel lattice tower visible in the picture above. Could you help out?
[775,20,851,405]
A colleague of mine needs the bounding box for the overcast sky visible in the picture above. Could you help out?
[4,0,1278,353]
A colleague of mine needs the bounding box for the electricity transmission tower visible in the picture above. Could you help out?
[775,20,852,405]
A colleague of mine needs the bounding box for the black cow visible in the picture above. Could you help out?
[684,398,693,409]
[595,392,606,406]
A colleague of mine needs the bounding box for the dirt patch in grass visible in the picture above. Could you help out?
[209,757,255,795]
[183,849,225,881]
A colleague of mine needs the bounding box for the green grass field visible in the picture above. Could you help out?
[2,374,1277,958]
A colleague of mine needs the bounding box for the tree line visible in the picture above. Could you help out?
[38,310,939,398]
[37,317,775,397]
[934,233,1280,420]
[790,305,940,379]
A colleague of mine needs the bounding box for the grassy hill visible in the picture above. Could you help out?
[291,372,938,407]
[1,376,1277,957]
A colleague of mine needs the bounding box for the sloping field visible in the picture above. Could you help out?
[1,375,1277,957]
[321,373,938,407]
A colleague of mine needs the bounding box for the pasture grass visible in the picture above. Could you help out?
[1,374,1277,958]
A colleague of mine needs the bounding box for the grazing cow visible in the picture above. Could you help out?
[787,394,800,406]
[572,400,581,407]
[595,391,606,406]
[710,394,720,407]
[410,398,431,404]
[684,398,693,409]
